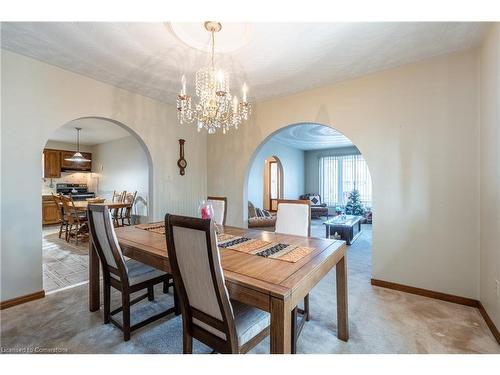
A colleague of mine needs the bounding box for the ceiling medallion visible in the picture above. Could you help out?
[176,21,251,135]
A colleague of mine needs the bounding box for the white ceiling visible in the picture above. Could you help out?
[1,22,490,104]
[272,124,354,150]
[48,118,130,146]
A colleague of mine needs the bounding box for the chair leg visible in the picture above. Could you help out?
[173,287,181,316]
[304,294,310,321]
[67,224,72,242]
[147,285,154,301]
[291,307,297,354]
[122,293,131,341]
[163,279,170,294]
[183,331,193,354]
[58,222,63,238]
[103,280,111,324]
[75,223,79,245]
[64,223,69,241]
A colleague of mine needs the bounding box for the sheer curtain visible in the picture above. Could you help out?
[319,154,372,206]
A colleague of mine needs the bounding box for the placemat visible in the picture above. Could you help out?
[140,224,313,263]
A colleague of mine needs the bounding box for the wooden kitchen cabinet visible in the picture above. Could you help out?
[42,196,60,225]
[60,151,92,171]
[43,149,61,178]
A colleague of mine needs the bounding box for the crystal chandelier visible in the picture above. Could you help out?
[176,21,251,134]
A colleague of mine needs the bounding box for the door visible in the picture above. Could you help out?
[269,160,281,211]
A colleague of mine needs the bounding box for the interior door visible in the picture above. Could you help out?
[269,160,280,211]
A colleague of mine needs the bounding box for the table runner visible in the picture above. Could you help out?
[140,223,313,263]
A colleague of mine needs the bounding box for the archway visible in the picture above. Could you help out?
[245,122,374,270]
[40,116,154,293]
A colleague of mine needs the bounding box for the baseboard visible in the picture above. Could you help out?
[0,290,45,310]
[370,279,479,307]
[478,301,500,345]
[371,278,500,346]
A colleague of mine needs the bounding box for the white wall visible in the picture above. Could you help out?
[247,140,305,209]
[208,48,480,299]
[304,145,361,195]
[1,50,207,301]
[91,136,149,220]
[479,24,500,329]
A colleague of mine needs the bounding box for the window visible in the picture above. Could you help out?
[319,154,372,206]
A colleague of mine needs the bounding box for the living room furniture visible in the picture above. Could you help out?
[88,222,349,353]
[275,199,311,353]
[247,201,276,230]
[165,214,270,353]
[299,193,329,219]
[87,204,176,341]
[324,215,363,245]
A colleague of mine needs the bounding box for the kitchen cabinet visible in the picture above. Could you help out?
[42,195,60,225]
[43,149,61,178]
[60,151,92,171]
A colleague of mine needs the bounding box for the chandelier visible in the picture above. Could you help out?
[176,21,251,134]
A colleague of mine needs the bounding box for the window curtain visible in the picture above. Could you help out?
[319,154,372,206]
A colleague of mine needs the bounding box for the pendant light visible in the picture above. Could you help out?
[65,127,91,162]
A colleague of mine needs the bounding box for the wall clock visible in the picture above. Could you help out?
[177,139,187,175]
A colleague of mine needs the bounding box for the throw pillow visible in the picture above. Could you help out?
[309,195,321,205]
[255,207,264,217]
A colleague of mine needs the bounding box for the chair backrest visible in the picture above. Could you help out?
[51,193,64,221]
[123,191,137,216]
[87,204,128,281]
[275,199,311,237]
[165,214,238,353]
[112,190,126,203]
[207,196,227,226]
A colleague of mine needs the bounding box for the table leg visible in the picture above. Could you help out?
[270,297,291,354]
[336,255,349,341]
[89,237,100,312]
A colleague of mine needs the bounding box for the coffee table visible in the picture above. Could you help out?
[324,215,363,245]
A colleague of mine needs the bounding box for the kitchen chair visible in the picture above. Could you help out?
[275,199,311,353]
[60,194,88,245]
[51,193,68,240]
[87,204,177,341]
[165,214,270,354]
[120,191,137,226]
[111,190,126,227]
[207,196,227,226]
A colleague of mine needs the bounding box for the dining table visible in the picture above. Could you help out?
[88,222,349,354]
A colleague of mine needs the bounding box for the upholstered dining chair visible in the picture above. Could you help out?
[165,214,270,354]
[207,196,227,226]
[51,193,68,240]
[88,204,177,341]
[275,199,311,353]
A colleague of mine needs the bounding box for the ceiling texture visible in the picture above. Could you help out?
[1,22,489,104]
[48,118,131,145]
[272,123,354,150]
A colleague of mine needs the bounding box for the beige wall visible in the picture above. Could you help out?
[208,48,481,299]
[1,50,207,301]
[479,24,500,328]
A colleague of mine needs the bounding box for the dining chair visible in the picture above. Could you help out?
[207,196,227,226]
[51,193,68,240]
[120,191,137,226]
[275,199,311,353]
[87,204,177,341]
[165,214,270,354]
[60,194,88,245]
[111,190,126,227]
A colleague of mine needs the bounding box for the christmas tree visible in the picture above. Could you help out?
[344,189,365,216]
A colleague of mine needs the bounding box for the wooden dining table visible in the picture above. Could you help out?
[88,223,349,354]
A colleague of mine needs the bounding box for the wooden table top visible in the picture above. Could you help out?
[115,223,346,300]
[65,201,130,209]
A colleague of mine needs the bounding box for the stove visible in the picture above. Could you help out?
[56,183,95,201]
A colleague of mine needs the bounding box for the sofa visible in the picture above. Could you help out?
[247,201,276,231]
[299,193,329,219]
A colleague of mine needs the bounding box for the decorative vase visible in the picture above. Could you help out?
[199,200,214,220]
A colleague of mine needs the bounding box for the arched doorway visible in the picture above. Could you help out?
[40,117,153,293]
[245,122,374,271]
